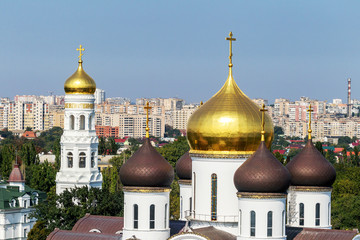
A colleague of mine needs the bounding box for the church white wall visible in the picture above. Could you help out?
[237,197,286,240]
[123,190,170,240]
[191,155,246,221]
[179,181,192,221]
[287,188,331,229]
[56,94,102,195]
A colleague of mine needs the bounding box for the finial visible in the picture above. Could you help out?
[15,150,18,165]
[225,32,236,68]
[200,101,203,106]
[260,104,267,142]
[76,45,85,63]
[144,101,152,138]
[307,104,313,140]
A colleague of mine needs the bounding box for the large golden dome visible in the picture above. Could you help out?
[64,45,96,94]
[187,33,273,155]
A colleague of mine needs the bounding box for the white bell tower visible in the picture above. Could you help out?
[56,45,102,194]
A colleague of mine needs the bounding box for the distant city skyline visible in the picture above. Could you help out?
[0,1,359,103]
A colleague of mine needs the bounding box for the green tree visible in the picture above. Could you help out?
[274,152,285,165]
[164,125,181,137]
[353,146,360,166]
[287,148,301,160]
[28,161,56,193]
[315,141,324,156]
[325,149,337,164]
[53,138,61,170]
[98,137,106,155]
[31,186,123,234]
[107,137,119,155]
[170,177,180,220]
[1,144,15,179]
[274,126,284,135]
[27,221,52,240]
[21,141,37,166]
[157,136,190,168]
[338,136,352,146]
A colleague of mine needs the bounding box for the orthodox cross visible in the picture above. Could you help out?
[225,32,236,67]
[144,102,152,138]
[307,104,313,139]
[260,104,268,141]
[76,45,85,62]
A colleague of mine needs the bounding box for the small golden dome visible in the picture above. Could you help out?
[186,67,274,155]
[64,45,96,94]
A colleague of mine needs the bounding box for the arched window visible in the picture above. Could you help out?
[211,173,217,221]
[89,115,92,130]
[133,204,138,229]
[70,115,75,130]
[165,204,168,228]
[282,210,285,235]
[267,211,273,237]
[91,152,95,168]
[239,210,242,235]
[79,152,86,168]
[328,202,331,225]
[250,211,256,236]
[180,197,183,219]
[67,152,73,168]
[80,115,85,130]
[315,203,320,226]
[299,203,304,226]
[150,204,155,229]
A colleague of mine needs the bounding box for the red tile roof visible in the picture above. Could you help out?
[22,131,36,138]
[47,229,121,240]
[286,227,358,240]
[8,164,25,182]
[72,214,123,234]
[273,149,286,155]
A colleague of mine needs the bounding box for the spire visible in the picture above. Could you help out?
[225,32,236,68]
[307,104,313,140]
[76,44,85,63]
[144,101,152,138]
[260,104,267,142]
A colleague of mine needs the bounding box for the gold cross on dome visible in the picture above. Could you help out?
[307,104,313,140]
[225,32,236,67]
[144,102,152,138]
[76,45,85,62]
[260,104,268,141]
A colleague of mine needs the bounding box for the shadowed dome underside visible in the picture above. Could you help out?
[187,70,273,155]
[120,138,174,188]
[175,151,192,180]
[286,139,336,187]
[64,62,96,94]
[234,142,291,193]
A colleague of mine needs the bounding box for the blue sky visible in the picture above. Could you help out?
[0,1,359,103]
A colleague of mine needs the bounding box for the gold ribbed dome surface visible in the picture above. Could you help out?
[187,67,274,155]
[64,61,96,94]
[64,45,96,94]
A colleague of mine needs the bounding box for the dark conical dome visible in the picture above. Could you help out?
[120,138,174,187]
[234,141,291,193]
[286,139,336,187]
[175,151,192,180]
[9,164,25,182]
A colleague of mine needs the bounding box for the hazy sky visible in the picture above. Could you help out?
[0,1,359,103]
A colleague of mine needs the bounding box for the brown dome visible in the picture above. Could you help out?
[234,142,291,193]
[120,138,174,187]
[286,139,336,187]
[9,164,25,182]
[175,151,192,180]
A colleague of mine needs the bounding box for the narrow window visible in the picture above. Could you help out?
[250,211,256,236]
[180,197,183,219]
[315,203,320,226]
[133,204,138,229]
[189,197,192,215]
[328,202,331,225]
[70,115,75,130]
[239,210,242,235]
[24,214,27,223]
[193,172,196,215]
[299,203,304,226]
[282,210,285,235]
[267,211,273,237]
[91,152,95,168]
[150,204,155,229]
[24,201,27,208]
[23,229,27,237]
[80,115,85,130]
[165,204,168,228]
[89,115,92,130]
[79,152,86,168]
[67,152,73,168]
[211,173,217,221]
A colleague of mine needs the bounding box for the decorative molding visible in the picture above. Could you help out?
[237,192,287,199]
[123,186,171,193]
[65,103,94,109]
[189,151,252,159]
[178,179,192,185]
[290,186,332,192]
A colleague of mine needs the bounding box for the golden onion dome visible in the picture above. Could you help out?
[64,45,96,94]
[186,32,274,156]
